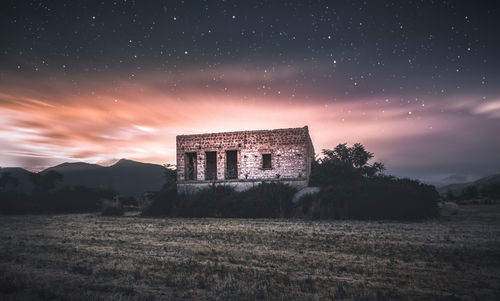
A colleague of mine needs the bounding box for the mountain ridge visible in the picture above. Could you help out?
[44,162,104,173]
[1,159,168,196]
[438,173,500,195]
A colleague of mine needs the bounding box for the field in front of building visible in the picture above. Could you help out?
[1,206,500,300]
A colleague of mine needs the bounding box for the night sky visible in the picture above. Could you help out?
[1,0,499,185]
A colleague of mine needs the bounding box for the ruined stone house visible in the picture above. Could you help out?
[176,126,314,192]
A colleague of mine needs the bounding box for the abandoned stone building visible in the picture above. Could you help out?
[176,126,315,192]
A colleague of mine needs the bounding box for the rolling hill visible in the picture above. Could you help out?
[1,159,169,196]
[438,174,500,195]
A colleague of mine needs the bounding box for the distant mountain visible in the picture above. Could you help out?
[440,174,470,184]
[44,162,103,173]
[2,159,169,197]
[111,159,144,167]
[103,159,168,196]
[438,174,500,195]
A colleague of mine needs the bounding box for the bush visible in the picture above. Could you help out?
[0,191,37,214]
[176,185,236,217]
[50,186,116,213]
[232,182,296,218]
[141,188,177,217]
[143,178,438,220]
[0,186,116,214]
[295,192,320,218]
[142,183,297,218]
[298,176,439,220]
[305,143,439,220]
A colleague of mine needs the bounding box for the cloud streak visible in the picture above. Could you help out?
[1,69,499,184]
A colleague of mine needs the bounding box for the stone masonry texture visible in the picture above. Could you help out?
[176,126,314,191]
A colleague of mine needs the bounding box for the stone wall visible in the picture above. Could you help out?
[177,178,309,194]
[176,126,314,191]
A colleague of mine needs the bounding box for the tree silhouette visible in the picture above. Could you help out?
[311,143,385,186]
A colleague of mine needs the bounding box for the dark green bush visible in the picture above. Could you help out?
[177,185,236,217]
[0,191,37,214]
[306,144,439,220]
[142,183,296,218]
[50,186,116,213]
[237,182,296,218]
[140,188,177,217]
[143,177,439,220]
[0,186,115,214]
[300,176,439,220]
[295,193,320,218]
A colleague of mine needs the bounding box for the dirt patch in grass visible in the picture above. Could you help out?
[1,206,500,299]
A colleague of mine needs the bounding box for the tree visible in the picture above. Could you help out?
[310,143,385,186]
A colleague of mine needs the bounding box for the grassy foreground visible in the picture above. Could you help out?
[1,206,500,300]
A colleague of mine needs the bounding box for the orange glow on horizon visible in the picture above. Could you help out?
[1,73,498,182]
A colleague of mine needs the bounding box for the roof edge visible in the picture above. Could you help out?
[177,126,309,138]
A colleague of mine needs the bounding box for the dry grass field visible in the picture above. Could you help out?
[1,205,500,300]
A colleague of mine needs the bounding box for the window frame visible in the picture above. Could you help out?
[261,153,272,169]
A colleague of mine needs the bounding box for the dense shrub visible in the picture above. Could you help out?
[0,191,37,214]
[294,192,320,218]
[1,169,118,214]
[233,182,296,218]
[142,183,296,218]
[214,183,296,218]
[143,175,438,220]
[141,188,177,217]
[298,176,439,220]
[176,185,236,217]
[49,186,115,213]
[0,186,115,214]
[305,144,439,220]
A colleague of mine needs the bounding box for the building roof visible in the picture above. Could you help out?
[176,126,310,138]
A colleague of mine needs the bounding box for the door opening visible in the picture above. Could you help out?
[185,152,197,180]
[225,150,238,179]
[205,151,217,180]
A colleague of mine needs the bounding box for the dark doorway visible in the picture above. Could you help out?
[225,150,238,179]
[205,151,217,180]
[262,154,272,169]
[185,152,197,180]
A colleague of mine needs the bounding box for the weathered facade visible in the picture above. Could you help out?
[176,126,314,192]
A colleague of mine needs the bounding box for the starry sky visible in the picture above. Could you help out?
[1,0,499,185]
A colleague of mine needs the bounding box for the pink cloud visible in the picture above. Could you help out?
[0,72,499,184]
